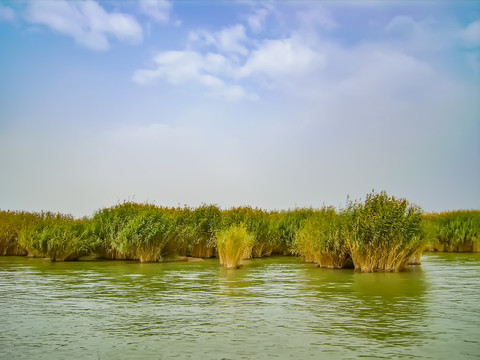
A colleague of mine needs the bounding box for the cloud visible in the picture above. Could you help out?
[135,16,327,99]
[134,6,477,104]
[133,31,325,100]
[0,4,15,22]
[133,51,225,85]
[189,25,249,56]
[132,50,256,101]
[25,0,143,51]
[247,8,269,32]
[385,15,419,36]
[462,20,480,47]
[139,0,171,24]
[238,37,325,80]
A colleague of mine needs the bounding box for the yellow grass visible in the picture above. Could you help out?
[216,225,254,269]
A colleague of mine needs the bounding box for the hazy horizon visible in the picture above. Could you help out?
[1,0,479,217]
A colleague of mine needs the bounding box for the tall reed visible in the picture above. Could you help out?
[294,207,352,268]
[425,211,480,252]
[216,225,254,269]
[189,205,222,258]
[344,191,425,272]
[0,211,36,256]
[18,212,92,261]
[276,208,315,255]
[113,210,175,262]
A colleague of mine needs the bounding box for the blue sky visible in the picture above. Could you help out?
[0,0,479,217]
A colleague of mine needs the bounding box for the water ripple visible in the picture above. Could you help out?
[0,254,479,359]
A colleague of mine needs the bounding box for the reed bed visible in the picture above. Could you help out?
[18,212,92,261]
[424,210,480,252]
[0,210,35,256]
[1,193,478,269]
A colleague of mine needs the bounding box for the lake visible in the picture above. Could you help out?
[1,253,479,359]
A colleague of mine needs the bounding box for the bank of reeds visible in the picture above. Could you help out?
[1,194,478,267]
[18,212,92,261]
[222,207,279,258]
[276,208,315,255]
[89,202,190,262]
[343,191,426,272]
[189,205,222,258]
[424,210,480,252]
[0,211,34,256]
[216,225,254,269]
[293,207,352,268]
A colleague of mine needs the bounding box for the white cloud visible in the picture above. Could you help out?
[139,0,171,24]
[247,8,269,32]
[134,8,476,103]
[132,50,256,101]
[463,20,480,47]
[25,0,143,51]
[238,37,325,79]
[190,24,249,56]
[0,4,15,22]
[217,25,249,55]
[133,31,325,100]
[385,15,419,36]
[133,51,222,85]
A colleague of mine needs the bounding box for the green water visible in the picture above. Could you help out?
[1,253,479,359]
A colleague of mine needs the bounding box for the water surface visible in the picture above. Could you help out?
[1,253,479,359]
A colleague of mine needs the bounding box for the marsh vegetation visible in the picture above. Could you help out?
[1,191,478,271]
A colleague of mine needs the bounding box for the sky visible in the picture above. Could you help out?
[0,0,479,217]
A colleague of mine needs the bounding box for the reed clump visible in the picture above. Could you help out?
[189,205,222,258]
[18,212,92,261]
[293,207,352,268]
[216,225,254,269]
[113,211,175,262]
[0,211,35,256]
[90,202,188,262]
[425,211,480,252]
[275,208,315,255]
[344,191,425,272]
[222,207,279,258]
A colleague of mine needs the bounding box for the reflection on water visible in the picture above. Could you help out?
[0,254,479,359]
